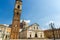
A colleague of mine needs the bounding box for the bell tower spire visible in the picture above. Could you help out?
[10,0,22,39]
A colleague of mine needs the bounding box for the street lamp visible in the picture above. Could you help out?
[49,22,55,40]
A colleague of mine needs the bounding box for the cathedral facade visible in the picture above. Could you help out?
[19,21,44,39]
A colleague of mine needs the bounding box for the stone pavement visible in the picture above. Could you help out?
[10,39,60,40]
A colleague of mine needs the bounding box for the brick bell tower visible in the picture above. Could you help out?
[10,0,22,39]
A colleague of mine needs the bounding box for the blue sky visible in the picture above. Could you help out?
[0,0,60,30]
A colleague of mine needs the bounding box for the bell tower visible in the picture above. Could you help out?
[10,0,22,39]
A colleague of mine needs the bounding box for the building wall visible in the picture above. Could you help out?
[44,29,60,39]
[20,30,27,39]
[37,32,44,38]
[27,30,44,39]
[26,23,44,39]
[28,24,39,30]
[27,31,35,38]
[0,32,3,39]
[0,24,11,40]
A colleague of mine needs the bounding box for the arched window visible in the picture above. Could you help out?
[17,12,19,15]
[17,5,20,9]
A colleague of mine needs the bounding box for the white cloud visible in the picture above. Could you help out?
[20,20,30,23]
[3,24,9,27]
[24,20,30,23]
[20,20,23,23]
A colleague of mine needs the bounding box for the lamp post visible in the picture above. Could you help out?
[49,23,55,40]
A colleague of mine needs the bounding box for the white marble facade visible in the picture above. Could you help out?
[27,23,44,38]
[27,31,44,38]
[20,23,44,39]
